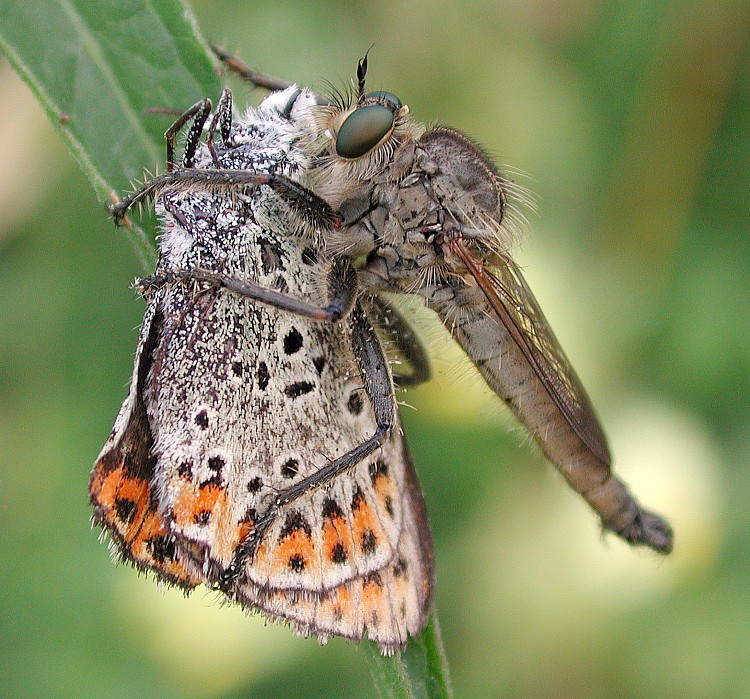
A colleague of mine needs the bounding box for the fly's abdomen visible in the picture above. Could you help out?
[424,284,673,553]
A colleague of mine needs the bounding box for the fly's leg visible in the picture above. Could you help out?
[218,302,397,593]
[365,295,431,387]
[110,168,340,230]
[139,256,358,322]
[211,44,293,92]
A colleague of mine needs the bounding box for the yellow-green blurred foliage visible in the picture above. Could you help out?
[1,1,748,697]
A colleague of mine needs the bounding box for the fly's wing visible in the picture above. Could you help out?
[89,293,202,587]
[436,239,672,553]
[415,128,610,463]
[463,246,610,465]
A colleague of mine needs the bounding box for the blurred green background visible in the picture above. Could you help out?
[1,0,748,696]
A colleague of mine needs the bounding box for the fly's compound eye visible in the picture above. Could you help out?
[335,104,394,159]
[364,91,402,111]
[335,103,396,159]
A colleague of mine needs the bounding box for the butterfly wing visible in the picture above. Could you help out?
[90,294,202,587]
[94,185,434,651]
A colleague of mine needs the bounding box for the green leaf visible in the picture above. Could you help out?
[362,614,453,699]
[0,0,222,266]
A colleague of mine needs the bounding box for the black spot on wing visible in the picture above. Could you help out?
[280,510,312,539]
[361,529,377,555]
[313,356,326,375]
[195,409,209,429]
[194,510,211,525]
[208,456,225,474]
[289,553,306,572]
[281,458,299,479]
[247,477,263,493]
[393,556,408,578]
[284,381,314,398]
[147,535,177,564]
[114,497,137,524]
[331,543,348,563]
[322,497,343,520]
[347,391,364,415]
[257,362,270,390]
[384,495,394,517]
[351,487,365,511]
[369,458,388,482]
[283,327,304,354]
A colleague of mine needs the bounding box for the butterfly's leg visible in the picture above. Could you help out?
[364,295,431,387]
[205,88,233,166]
[219,301,397,592]
[112,91,237,219]
[211,44,293,92]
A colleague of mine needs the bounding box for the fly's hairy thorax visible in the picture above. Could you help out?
[334,128,510,294]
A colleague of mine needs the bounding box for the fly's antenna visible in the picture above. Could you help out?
[357,46,374,100]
